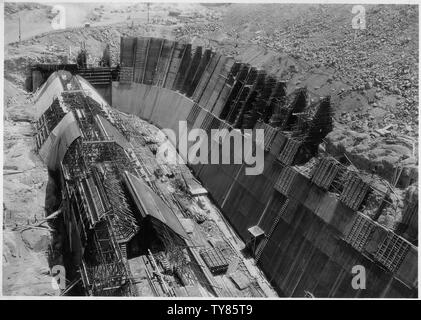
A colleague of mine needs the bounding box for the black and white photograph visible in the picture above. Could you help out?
[1,0,418,302]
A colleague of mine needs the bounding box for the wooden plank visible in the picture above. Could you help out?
[152,39,165,85]
[155,39,174,87]
[199,56,227,109]
[191,53,221,102]
[133,37,149,83]
[181,46,203,94]
[141,37,151,84]
[144,38,163,85]
[187,48,212,97]
[120,37,136,67]
[207,58,235,112]
[161,41,176,87]
[172,44,192,91]
[164,42,186,89]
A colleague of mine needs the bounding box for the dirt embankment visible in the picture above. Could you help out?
[3,80,59,296]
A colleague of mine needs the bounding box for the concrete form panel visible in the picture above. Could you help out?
[111,82,131,112]
[207,58,235,113]
[132,83,148,118]
[291,247,329,297]
[396,247,418,287]
[133,37,149,83]
[313,259,343,297]
[221,182,266,239]
[171,99,195,140]
[384,278,416,298]
[192,53,221,102]
[164,42,186,89]
[199,56,228,109]
[197,164,237,205]
[212,83,232,118]
[155,40,175,86]
[150,87,176,128]
[283,238,317,296]
[144,38,163,85]
[142,86,160,120]
[120,37,136,67]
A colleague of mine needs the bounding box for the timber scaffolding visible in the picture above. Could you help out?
[35,98,66,150]
[32,71,145,295]
[30,64,118,92]
[264,151,416,283]
[54,80,140,295]
[34,71,273,297]
[295,153,409,223]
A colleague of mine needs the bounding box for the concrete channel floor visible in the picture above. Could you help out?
[120,111,278,297]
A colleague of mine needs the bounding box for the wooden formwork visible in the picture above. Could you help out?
[310,157,340,190]
[339,173,370,211]
[278,138,301,165]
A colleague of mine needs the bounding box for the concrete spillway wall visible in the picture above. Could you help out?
[111,37,417,298]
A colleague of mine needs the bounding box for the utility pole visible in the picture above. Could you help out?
[18,16,21,42]
[147,2,150,24]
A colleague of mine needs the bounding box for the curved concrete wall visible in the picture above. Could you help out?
[77,75,110,107]
[112,82,417,298]
[109,37,417,298]
[34,72,64,117]
[112,82,194,149]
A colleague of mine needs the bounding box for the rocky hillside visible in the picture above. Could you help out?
[174,3,418,188]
